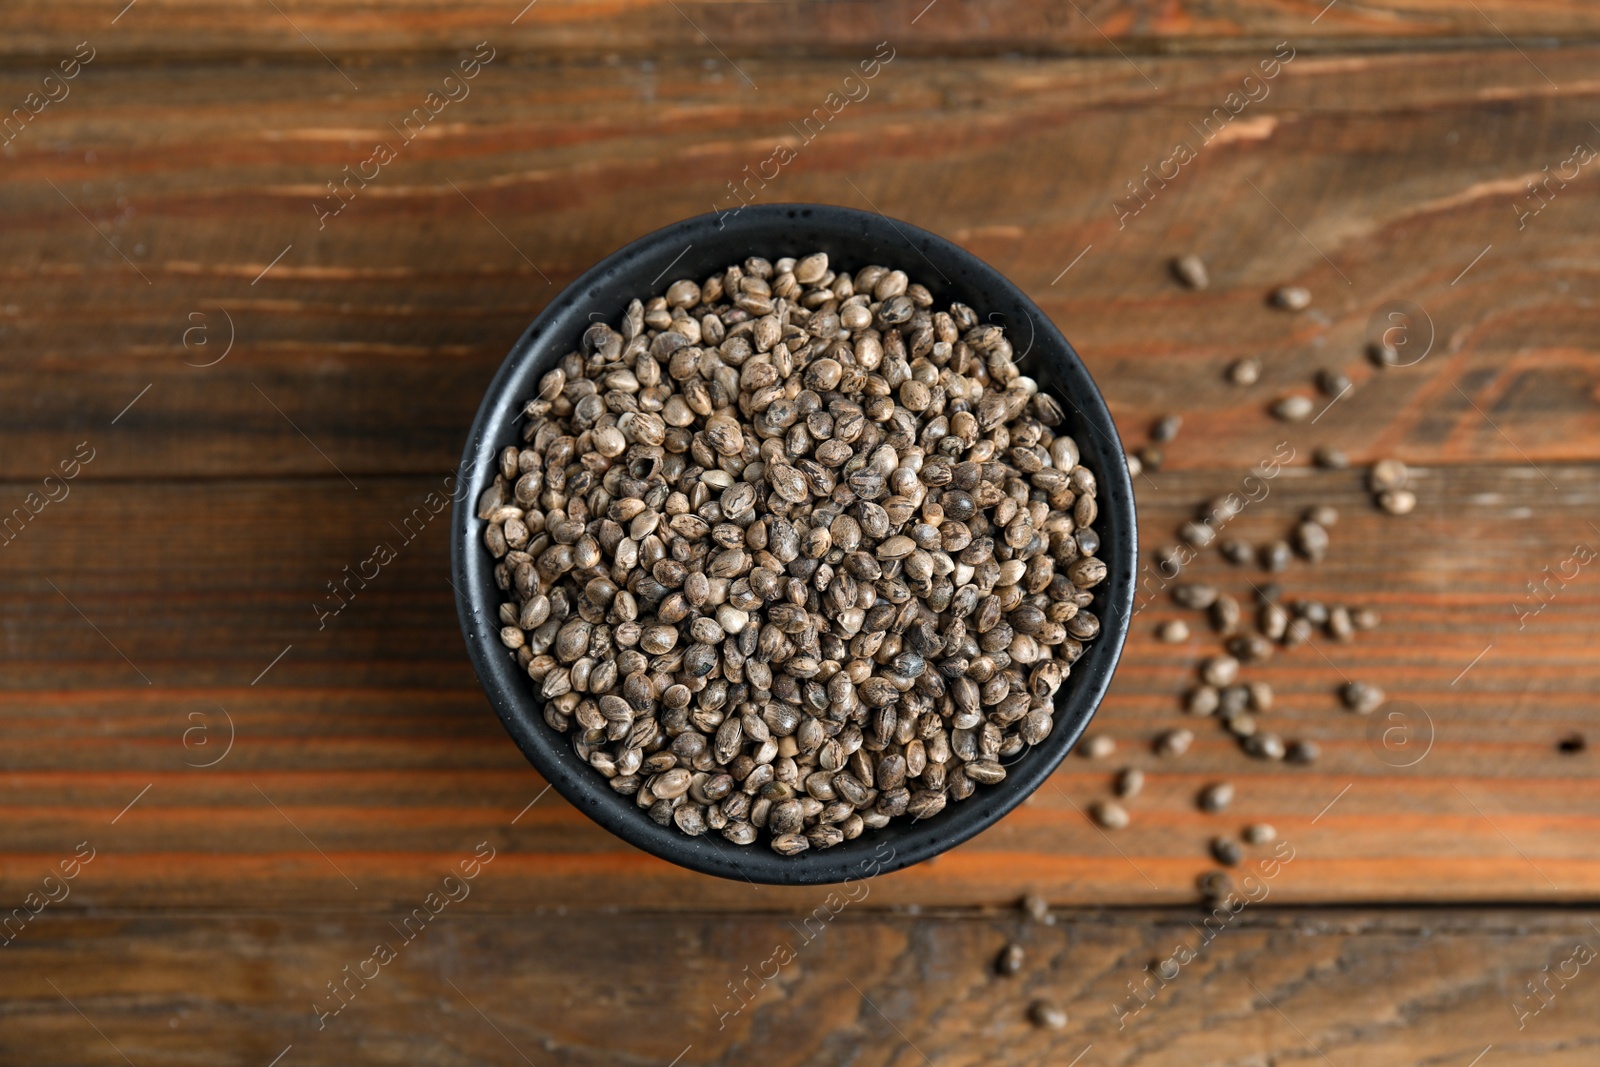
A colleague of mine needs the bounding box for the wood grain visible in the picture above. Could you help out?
[1,466,1594,908]
[5,0,1600,61]
[1,0,1597,956]
[2,49,1598,483]
[4,1,1597,1059]
[3,909,1598,1065]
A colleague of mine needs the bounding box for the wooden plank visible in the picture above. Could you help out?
[3,48,1598,480]
[5,0,1600,61]
[2,909,1597,1064]
[1,467,1595,908]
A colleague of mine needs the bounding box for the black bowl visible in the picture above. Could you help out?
[452,203,1135,885]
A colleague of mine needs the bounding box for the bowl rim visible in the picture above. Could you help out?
[451,202,1136,885]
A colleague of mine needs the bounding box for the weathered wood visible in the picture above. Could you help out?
[2,909,1597,1065]
[1,467,1595,908]
[4,2,1597,1058]
[3,49,1598,482]
[5,0,1600,61]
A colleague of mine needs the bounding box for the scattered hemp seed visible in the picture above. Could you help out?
[1210,836,1244,866]
[1083,734,1118,760]
[1258,601,1288,641]
[1186,686,1220,717]
[1327,605,1354,642]
[1296,599,1329,625]
[1207,494,1244,525]
[1157,619,1191,643]
[1314,446,1350,470]
[1316,368,1351,396]
[1198,781,1234,813]
[1211,594,1241,635]
[1221,539,1254,565]
[1200,654,1240,687]
[1272,285,1312,310]
[1219,686,1250,716]
[1244,732,1286,761]
[1151,414,1183,443]
[1342,682,1386,714]
[1228,633,1274,664]
[1140,445,1165,472]
[1305,504,1338,527]
[1090,799,1130,830]
[1180,520,1217,548]
[1283,616,1314,647]
[1173,583,1219,610]
[1272,395,1315,422]
[1021,894,1054,925]
[1016,281,1418,878]
[1156,728,1194,757]
[1029,1000,1069,1030]
[1369,458,1409,492]
[1293,520,1330,563]
[1172,254,1210,290]
[1286,739,1320,764]
[1155,544,1186,578]
[1260,540,1292,573]
[996,942,1026,976]
[1197,870,1233,899]
[1379,489,1417,515]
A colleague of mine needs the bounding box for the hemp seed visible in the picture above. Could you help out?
[1286,739,1320,764]
[1341,682,1385,714]
[1272,395,1315,422]
[1090,799,1130,830]
[1369,458,1409,492]
[1210,836,1243,865]
[1313,446,1349,470]
[1156,728,1194,757]
[1316,368,1351,396]
[1152,414,1183,442]
[1272,285,1312,310]
[1198,781,1234,813]
[1029,1000,1068,1030]
[1172,254,1210,290]
[1083,734,1118,760]
[1379,489,1417,515]
[1157,619,1191,643]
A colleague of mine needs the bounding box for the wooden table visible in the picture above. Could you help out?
[3,2,1598,1062]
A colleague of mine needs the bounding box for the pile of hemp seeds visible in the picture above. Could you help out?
[478,252,1113,856]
